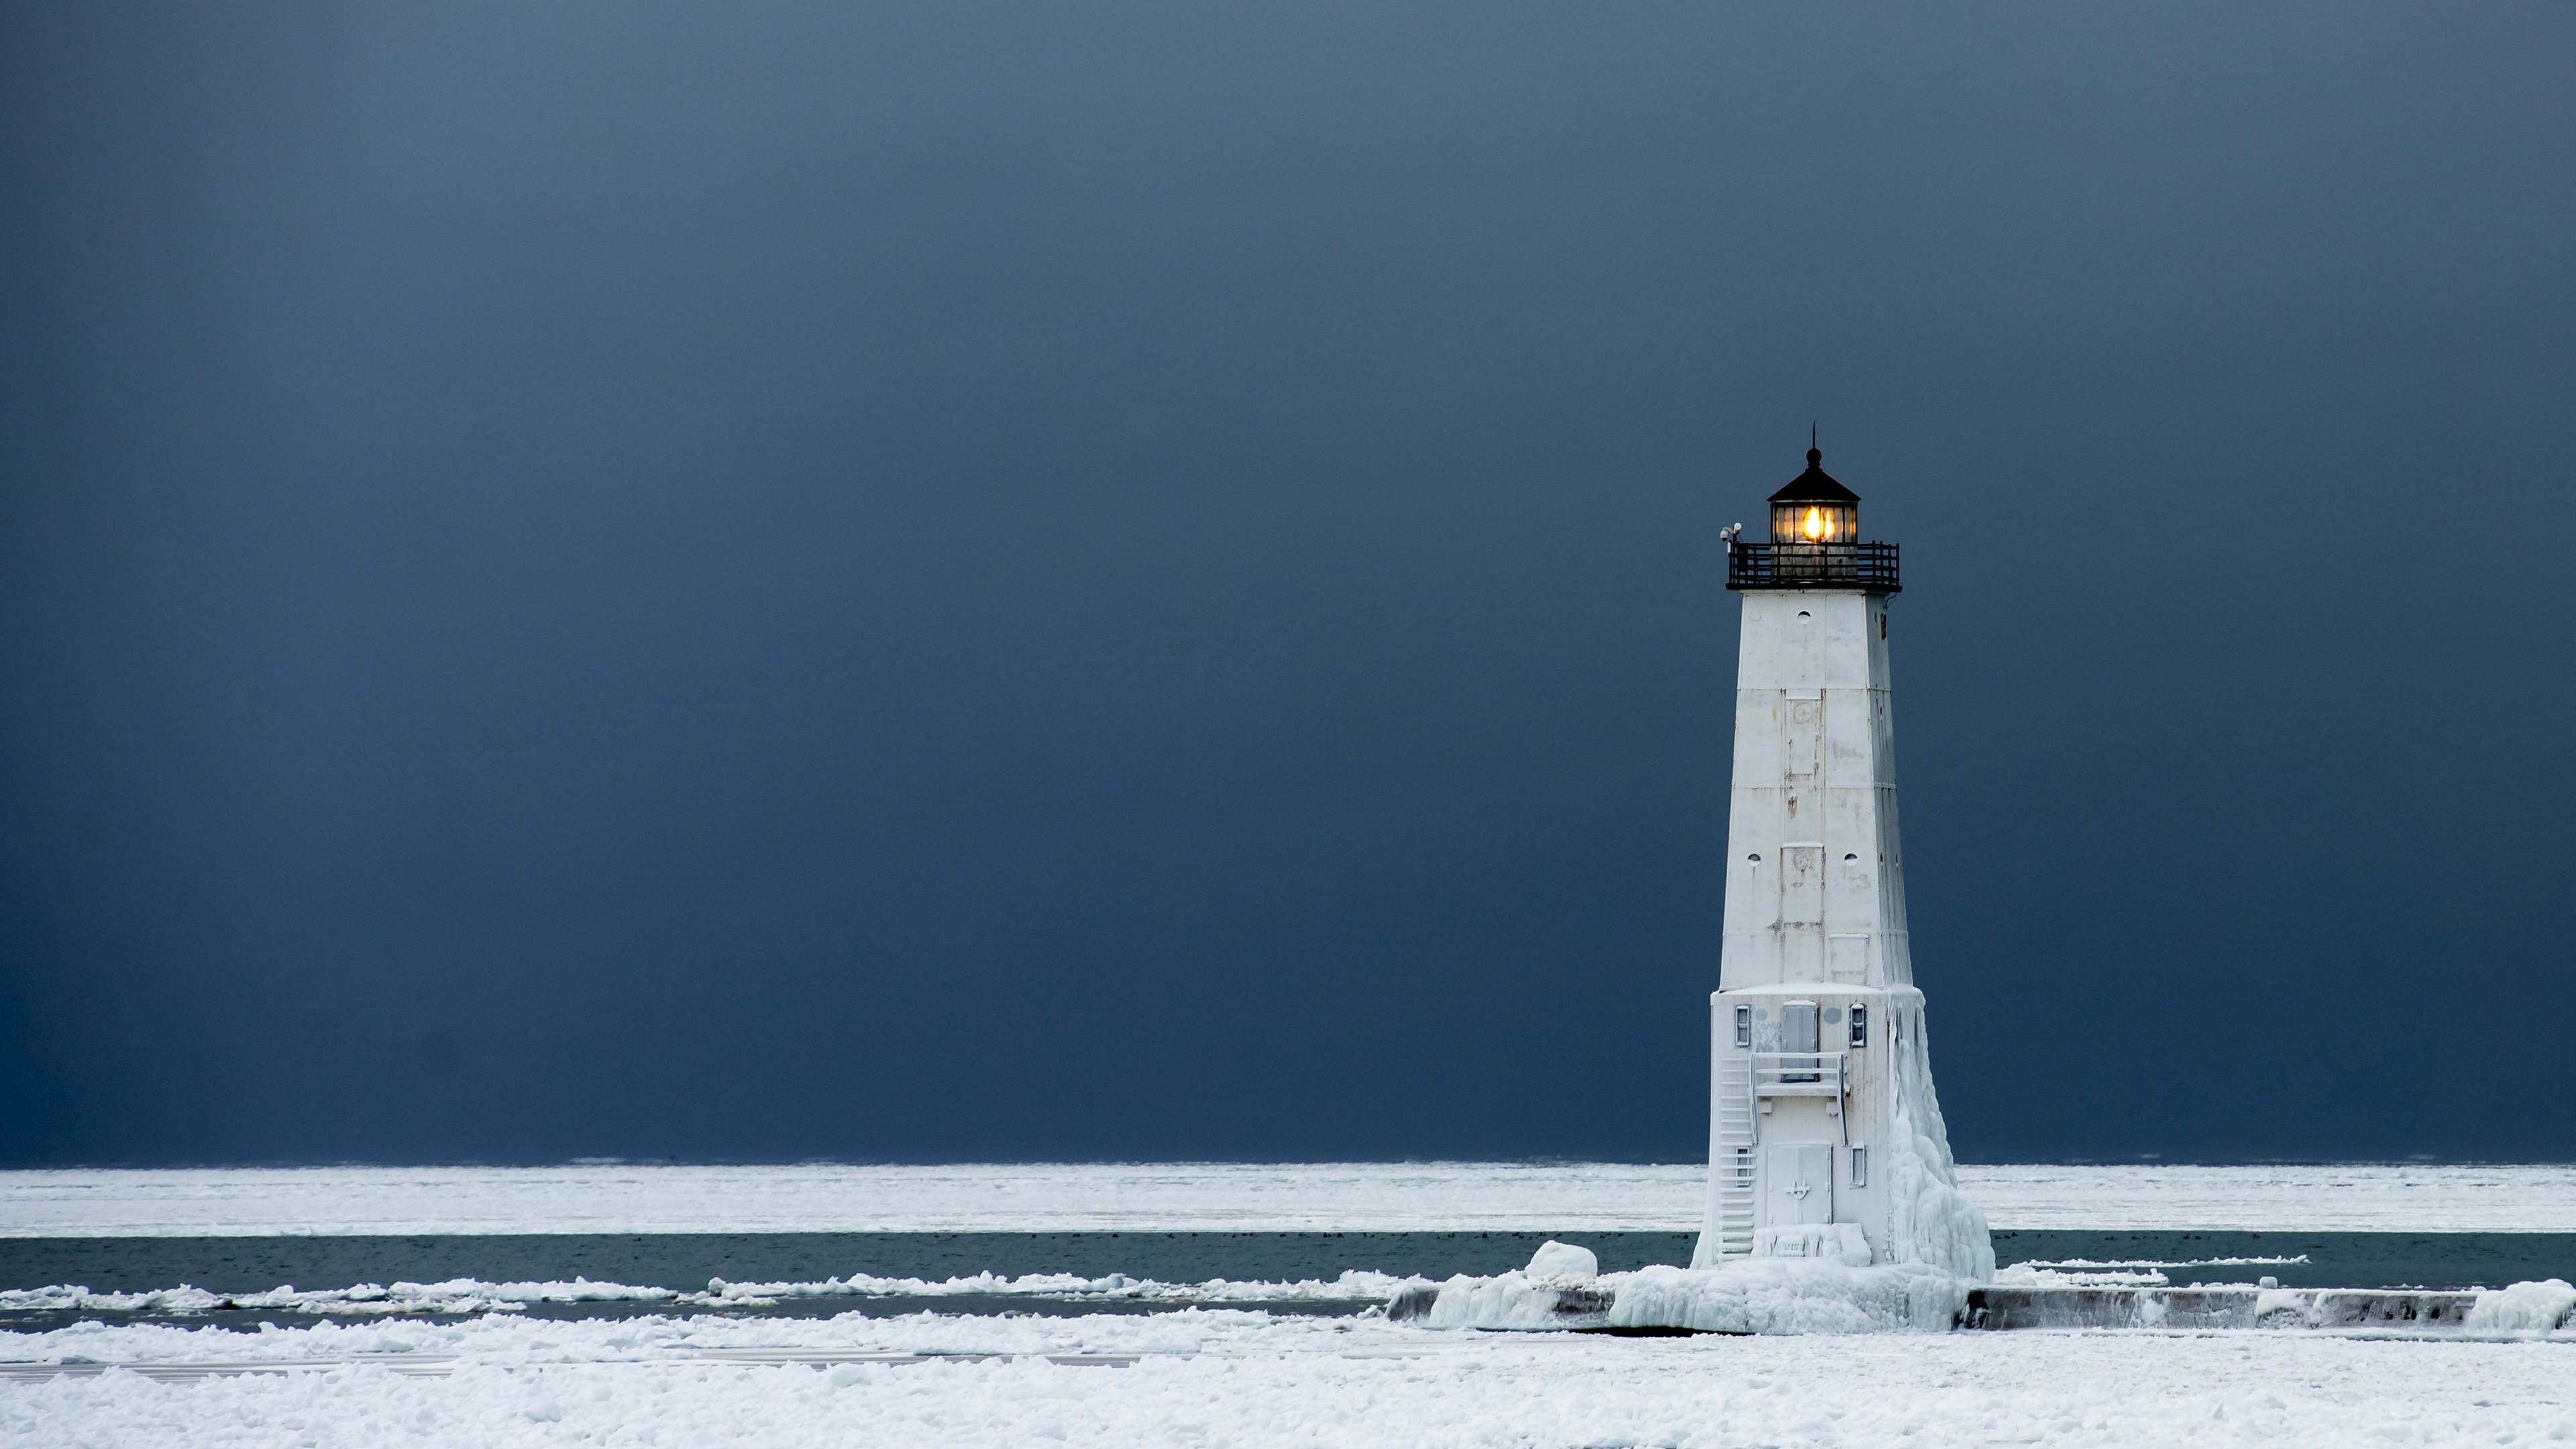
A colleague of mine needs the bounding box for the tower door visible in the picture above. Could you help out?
[1781,1000,1820,1054]
[1786,696,1821,777]
[1766,1142,1833,1226]
[1780,999,1821,1082]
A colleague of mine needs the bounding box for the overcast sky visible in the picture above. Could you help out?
[3,2,2571,1167]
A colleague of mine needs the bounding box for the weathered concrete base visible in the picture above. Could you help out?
[1962,1286,2494,1332]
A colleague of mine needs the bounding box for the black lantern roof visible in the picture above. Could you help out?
[1768,447,1860,506]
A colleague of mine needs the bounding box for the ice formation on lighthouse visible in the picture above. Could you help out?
[1879,1008,1993,1280]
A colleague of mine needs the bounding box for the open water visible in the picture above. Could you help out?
[7,1230,2571,1333]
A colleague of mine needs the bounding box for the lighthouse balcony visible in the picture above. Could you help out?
[1751,1052,1850,1099]
[1727,540,1900,593]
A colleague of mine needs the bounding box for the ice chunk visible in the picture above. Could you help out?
[2463,1279,2576,1334]
[1523,1240,1597,1278]
[2251,1287,2314,1328]
[1421,1273,1609,1330]
[1416,1242,1609,1328]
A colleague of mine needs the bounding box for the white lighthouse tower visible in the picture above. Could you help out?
[1691,444,1988,1276]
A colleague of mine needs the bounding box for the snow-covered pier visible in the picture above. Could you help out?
[1387,1273,2576,1336]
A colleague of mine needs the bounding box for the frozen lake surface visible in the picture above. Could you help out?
[7,1306,2573,1448]
[7,1162,2574,1235]
[7,1167,2572,1444]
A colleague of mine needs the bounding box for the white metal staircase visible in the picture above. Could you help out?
[1712,1053,1757,1258]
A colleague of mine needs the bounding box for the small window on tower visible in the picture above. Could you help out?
[1733,1005,1752,1049]
[1851,1146,1869,1187]
[1849,1005,1868,1048]
[1880,614,1886,639]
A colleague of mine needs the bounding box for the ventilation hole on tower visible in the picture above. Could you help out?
[1747,853,1762,862]
[1797,610,1812,619]
[1845,853,1858,861]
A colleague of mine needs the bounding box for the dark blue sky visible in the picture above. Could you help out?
[4,3,2571,1167]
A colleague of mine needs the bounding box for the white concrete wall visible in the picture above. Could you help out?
[1701,587,1929,1265]
[1717,590,1911,992]
[1702,983,1924,1262]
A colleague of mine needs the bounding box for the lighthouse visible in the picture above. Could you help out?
[1691,444,1987,1275]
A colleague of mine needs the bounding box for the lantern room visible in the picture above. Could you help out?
[1727,441,1900,593]
[1769,447,1860,544]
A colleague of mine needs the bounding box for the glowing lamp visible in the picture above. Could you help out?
[1768,446,1859,546]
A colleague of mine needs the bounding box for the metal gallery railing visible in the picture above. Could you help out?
[1727,541,1901,593]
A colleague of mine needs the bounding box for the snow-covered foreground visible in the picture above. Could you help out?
[9,1162,2573,1236]
[6,1309,2573,1448]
